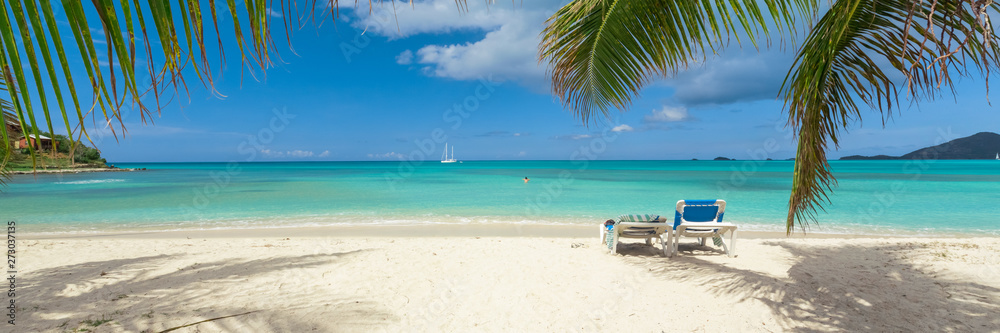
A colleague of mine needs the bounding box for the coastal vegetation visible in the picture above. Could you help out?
[0,1,997,233]
[6,136,107,171]
[3,107,106,171]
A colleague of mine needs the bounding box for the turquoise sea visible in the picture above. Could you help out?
[1,160,998,235]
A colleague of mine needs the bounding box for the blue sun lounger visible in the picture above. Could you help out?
[669,200,737,257]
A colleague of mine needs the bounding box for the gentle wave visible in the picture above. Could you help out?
[7,161,1000,236]
[55,179,126,185]
[19,214,1000,237]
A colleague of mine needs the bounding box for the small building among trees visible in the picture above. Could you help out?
[16,134,58,151]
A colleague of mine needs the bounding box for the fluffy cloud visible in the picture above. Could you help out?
[368,152,405,159]
[261,149,317,158]
[611,124,634,132]
[477,131,527,137]
[288,150,314,158]
[396,50,414,65]
[552,134,593,140]
[354,1,801,104]
[318,150,331,158]
[352,0,528,38]
[267,8,283,18]
[644,106,691,123]
[355,0,561,89]
[663,50,796,106]
[409,19,546,88]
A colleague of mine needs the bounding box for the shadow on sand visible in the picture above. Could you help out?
[21,250,394,332]
[615,240,1000,331]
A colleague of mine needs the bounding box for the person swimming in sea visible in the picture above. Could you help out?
[524,177,530,183]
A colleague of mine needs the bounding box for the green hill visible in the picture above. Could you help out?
[841,132,1000,160]
[5,133,108,171]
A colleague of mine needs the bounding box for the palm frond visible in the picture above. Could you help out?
[0,76,15,188]
[781,0,1000,234]
[0,0,452,180]
[539,0,819,124]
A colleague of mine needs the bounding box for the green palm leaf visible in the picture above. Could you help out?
[0,0,994,234]
[542,0,1000,234]
[539,0,818,124]
[1,77,15,187]
[0,0,392,177]
[0,0,483,184]
[781,0,1000,233]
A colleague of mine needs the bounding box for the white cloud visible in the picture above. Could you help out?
[287,150,314,158]
[318,150,331,158]
[611,124,634,132]
[353,0,562,89]
[477,130,528,137]
[664,51,795,106]
[267,8,283,18]
[644,106,691,123]
[553,134,593,140]
[410,18,545,88]
[261,149,317,158]
[368,152,405,159]
[347,1,813,105]
[396,50,414,65]
[352,0,520,38]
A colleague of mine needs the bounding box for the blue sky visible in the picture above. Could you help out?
[24,0,1000,162]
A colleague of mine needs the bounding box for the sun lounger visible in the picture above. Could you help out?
[602,214,671,256]
[670,200,737,257]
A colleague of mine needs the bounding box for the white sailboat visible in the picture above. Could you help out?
[996,152,999,160]
[441,143,457,163]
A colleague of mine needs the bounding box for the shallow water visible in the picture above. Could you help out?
[2,160,998,235]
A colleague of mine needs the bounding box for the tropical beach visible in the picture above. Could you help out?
[16,226,1000,332]
[3,0,1000,332]
[10,161,1000,331]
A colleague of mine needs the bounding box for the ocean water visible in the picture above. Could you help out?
[1,160,998,235]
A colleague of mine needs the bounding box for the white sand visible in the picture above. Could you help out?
[16,226,1000,332]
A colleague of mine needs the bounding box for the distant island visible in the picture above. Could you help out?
[713,157,732,161]
[841,132,1000,160]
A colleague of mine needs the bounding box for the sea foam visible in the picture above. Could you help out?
[55,179,126,185]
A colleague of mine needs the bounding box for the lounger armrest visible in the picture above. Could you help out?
[677,222,737,229]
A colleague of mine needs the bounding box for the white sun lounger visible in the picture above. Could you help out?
[602,214,671,256]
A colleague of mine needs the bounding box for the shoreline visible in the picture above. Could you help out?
[10,167,142,174]
[21,223,992,240]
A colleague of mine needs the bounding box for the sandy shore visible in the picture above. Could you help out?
[17,225,1000,332]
